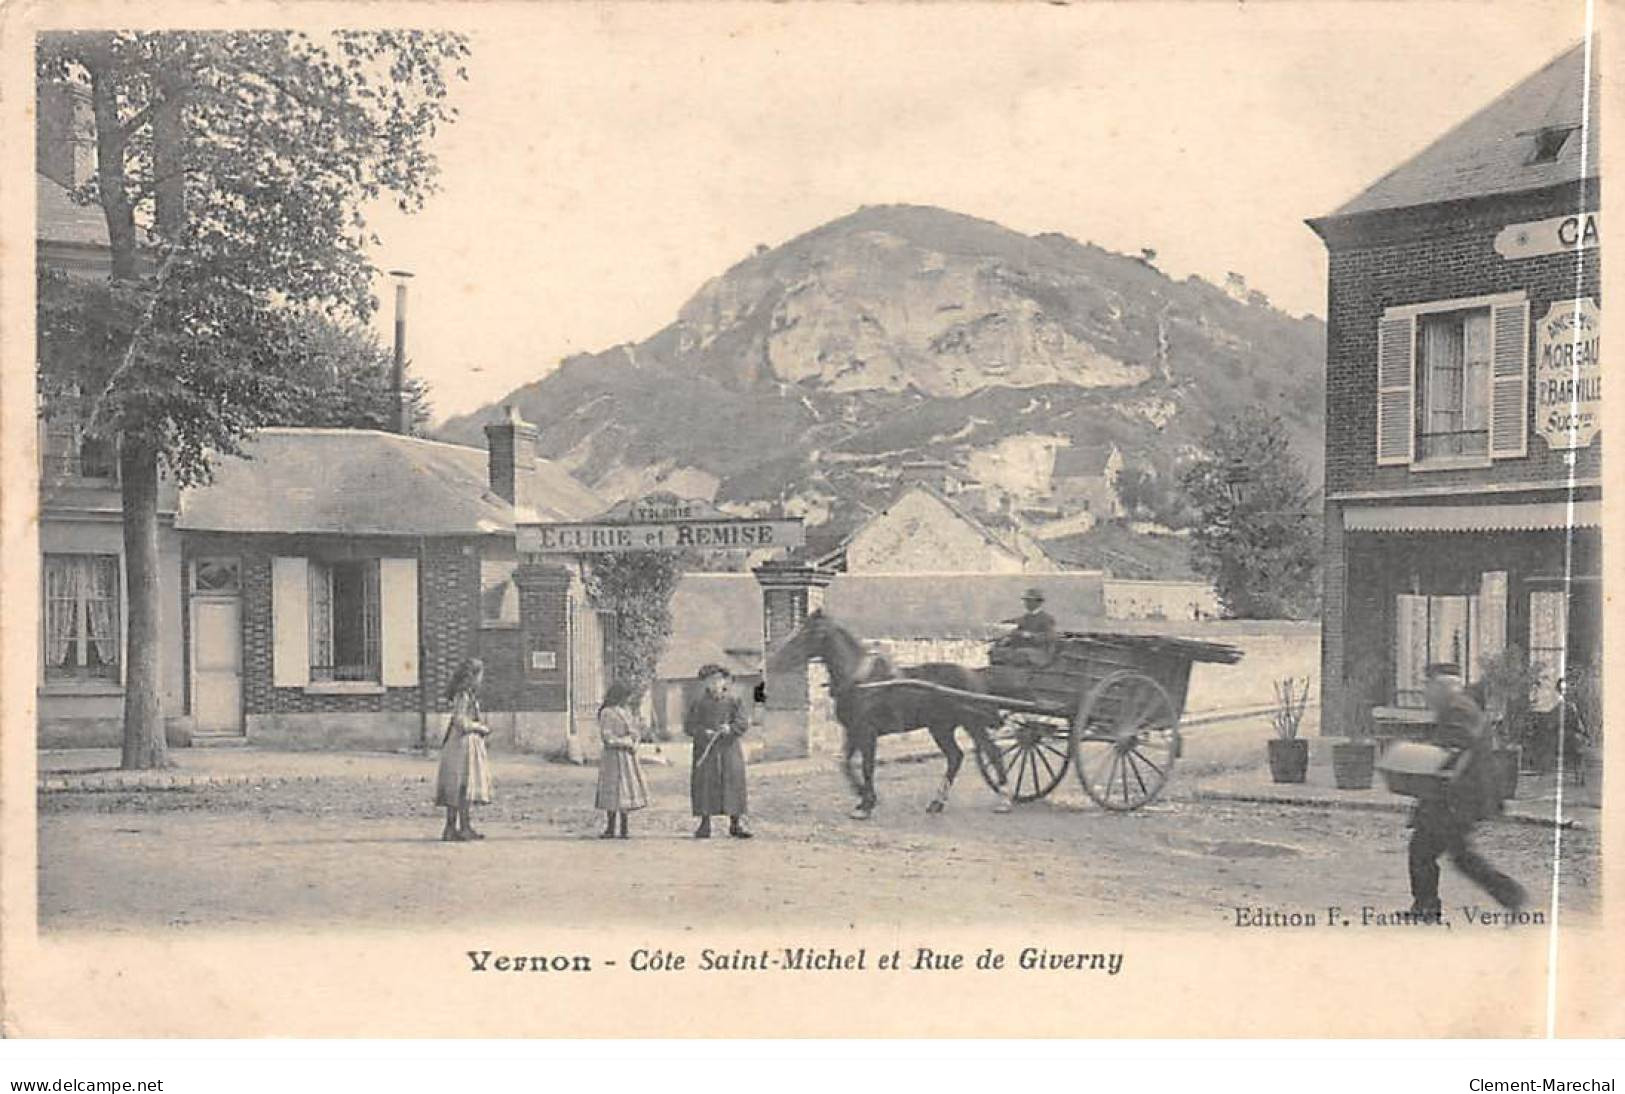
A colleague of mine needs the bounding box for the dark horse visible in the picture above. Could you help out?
[768,610,1011,819]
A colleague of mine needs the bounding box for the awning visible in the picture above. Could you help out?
[1344,500,1601,533]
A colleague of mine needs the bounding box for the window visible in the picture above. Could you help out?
[40,410,116,481]
[43,554,120,683]
[1376,295,1528,467]
[1528,589,1567,710]
[308,559,380,682]
[1417,309,1491,460]
[1529,125,1577,164]
[193,557,241,595]
[480,558,519,626]
[1393,571,1506,708]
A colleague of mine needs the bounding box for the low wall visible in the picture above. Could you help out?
[1104,579,1221,622]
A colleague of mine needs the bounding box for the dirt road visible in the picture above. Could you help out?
[38,756,1597,932]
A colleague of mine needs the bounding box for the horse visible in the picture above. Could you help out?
[767,609,1012,820]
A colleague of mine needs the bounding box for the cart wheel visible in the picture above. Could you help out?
[1072,670,1179,811]
[975,712,1071,802]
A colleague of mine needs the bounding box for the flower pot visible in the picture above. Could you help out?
[1331,740,1376,790]
[1267,738,1309,784]
[1490,746,1521,801]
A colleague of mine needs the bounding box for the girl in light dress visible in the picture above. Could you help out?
[595,681,650,838]
[434,658,493,842]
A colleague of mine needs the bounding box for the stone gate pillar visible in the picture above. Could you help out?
[753,561,835,759]
[512,560,573,755]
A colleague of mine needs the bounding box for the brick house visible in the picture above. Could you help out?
[175,412,608,751]
[36,83,188,748]
[1307,42,1600,735]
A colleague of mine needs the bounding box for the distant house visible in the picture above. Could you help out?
[817,483,1056,574]
[1048,442,1124,521]
[175,413,606,751]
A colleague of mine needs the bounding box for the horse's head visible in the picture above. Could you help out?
[766,608,831,673]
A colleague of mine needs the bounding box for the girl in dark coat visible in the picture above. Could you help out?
[685,664,751,838]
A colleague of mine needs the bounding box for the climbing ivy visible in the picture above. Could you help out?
[582,551,687,699]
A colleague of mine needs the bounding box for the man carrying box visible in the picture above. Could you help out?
[1406,663,1527,921]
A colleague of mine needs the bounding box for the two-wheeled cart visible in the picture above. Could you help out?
[856,632,1243,811]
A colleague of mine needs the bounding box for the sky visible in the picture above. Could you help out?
[360,2,1587,422]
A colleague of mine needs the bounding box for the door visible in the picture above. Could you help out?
[193,597,243,734]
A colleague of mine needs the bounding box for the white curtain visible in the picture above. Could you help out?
[84,557,118,664]
[43,557,79,667]
[1395,594,1429,705]
[308,560,333,673]
[1462,311,1492,436]
[1474,571,1508,672]
[1422,317,1464,435]
[1528,590,1568,710]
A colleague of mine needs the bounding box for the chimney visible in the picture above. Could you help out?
[388,270,414,433]
[485,405,538,506]
[36,81,95,191]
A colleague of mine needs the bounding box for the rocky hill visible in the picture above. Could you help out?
[438,204,1325,560]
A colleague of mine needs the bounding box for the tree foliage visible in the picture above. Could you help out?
[1180,408,1320,620]
[582,552,687,702]
[36,30,467,767]
[36,29,466,481]
[1114,460,1196,529]
[277,313,433,431]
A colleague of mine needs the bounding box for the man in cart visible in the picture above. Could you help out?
[1406,663,1527,921]
[996,588,1057,668]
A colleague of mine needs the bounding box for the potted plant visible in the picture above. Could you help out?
[1331,659,1379,790]
[1476,646,1534,802]
[1266,676,1311,783]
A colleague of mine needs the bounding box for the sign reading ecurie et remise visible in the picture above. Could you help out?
[517,494,805,554]
[1534,296,1601,450]
[521,518,804,553]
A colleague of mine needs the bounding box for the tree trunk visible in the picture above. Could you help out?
[120,439,169,769]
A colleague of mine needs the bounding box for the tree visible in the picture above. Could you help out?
[36,31,468,768]
[278,314,433,432]
[1180,408,1320,619]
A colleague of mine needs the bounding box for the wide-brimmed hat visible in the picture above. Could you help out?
[697,663,733,681]
[1022,588,1045,602]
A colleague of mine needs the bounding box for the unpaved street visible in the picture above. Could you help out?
[39,755,1597,932]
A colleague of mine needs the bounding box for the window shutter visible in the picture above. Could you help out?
[1376,315,1415,465]
[271,557,310,688]
[1489,299,1529,458]
[379,557,419,687]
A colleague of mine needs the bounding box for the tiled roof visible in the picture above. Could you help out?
[657,574,764,678]
[1328,41,1598,219]
[37,173,108,247]
[177,428,604,536]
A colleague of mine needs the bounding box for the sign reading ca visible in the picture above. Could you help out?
[1534,297,1601,451]
[1494,212,1600,260]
